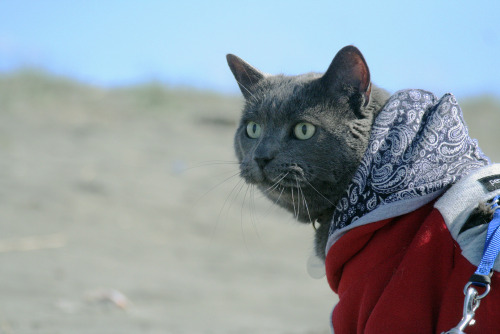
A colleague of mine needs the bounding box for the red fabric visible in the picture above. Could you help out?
[325,202,500,333]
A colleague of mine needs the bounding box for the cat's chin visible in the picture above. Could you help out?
[256,182,333,223]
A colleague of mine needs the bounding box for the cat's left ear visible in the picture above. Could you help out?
[321,45,371,108]
[226,54,265,99]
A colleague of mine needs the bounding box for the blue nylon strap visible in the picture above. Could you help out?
[474,195,500,278]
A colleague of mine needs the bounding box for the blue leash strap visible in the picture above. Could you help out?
[469,195,500,286]
[443,195,500,334]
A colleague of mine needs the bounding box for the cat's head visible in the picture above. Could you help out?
[227,46,387,226]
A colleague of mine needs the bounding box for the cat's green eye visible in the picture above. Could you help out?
[246,121,262,139]
[294,122,316,140]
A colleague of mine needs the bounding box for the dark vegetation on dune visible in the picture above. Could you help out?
[0,69,498,333]
[1,69,498,161]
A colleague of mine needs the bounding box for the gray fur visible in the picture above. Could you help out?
[227,46,389,259]
[227,45,494,262]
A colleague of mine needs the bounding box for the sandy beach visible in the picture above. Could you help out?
[1,71,499,334]
[0,73,336,333]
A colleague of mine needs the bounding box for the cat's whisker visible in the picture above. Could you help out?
[297,180,313,225]
[210,177,245,240]
[295,177,302,211]
[294,177,301,220]
[240,182,254,253]
[208,169,245,184]
[275,186,285,205]
[268,172,289,191]
[261,180,280,195]
[197,170,242,203]
[182,160,240,172]
[265,185,285,209]
[257,184,284,221]
[214,177,245,226]
[304,179,335,206]
[249,185,262,241]
[259,172,289,198]
[229,179,248,215]
[271,171,289,183]
[192,159,240,166]
[291,187,298,219]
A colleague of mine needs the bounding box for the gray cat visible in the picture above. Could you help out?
[227,46,390,260]
[226,45,500,333]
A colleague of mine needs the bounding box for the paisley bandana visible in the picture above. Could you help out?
[326,89,490,251]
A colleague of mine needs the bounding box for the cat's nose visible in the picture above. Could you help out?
[254,140,278,170]
[254,157,273,170]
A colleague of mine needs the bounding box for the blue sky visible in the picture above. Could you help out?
[0,0,499,97]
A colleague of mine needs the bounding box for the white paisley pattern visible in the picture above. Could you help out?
[329,89,490,235]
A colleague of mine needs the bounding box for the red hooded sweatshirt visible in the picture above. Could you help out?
[323,90,499,333]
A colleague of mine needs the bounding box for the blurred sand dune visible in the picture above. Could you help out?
[0,71,498,333]
[0,72,335,334]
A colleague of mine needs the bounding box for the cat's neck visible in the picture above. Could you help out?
[314,85,390,260]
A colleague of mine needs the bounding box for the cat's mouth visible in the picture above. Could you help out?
[259,176,331,224]
[240,161,313,193]
[265,165,309,188]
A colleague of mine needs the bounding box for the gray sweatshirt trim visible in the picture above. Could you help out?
[435,163,500,270]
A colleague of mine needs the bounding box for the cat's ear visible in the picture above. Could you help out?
[226,54,265,99]
[321,45,371,108]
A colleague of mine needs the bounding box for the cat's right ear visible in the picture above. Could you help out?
[226,54,265,99]
[321,46,371,108]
